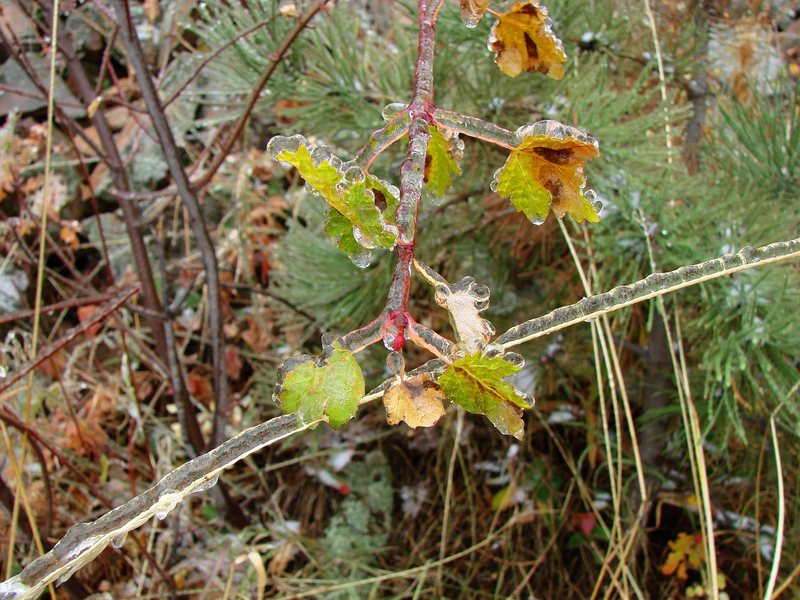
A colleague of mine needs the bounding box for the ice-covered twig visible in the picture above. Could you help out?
[0,414,312,600]
[496,237,800,348]
[352,114,411,170]
[433,107,517,149]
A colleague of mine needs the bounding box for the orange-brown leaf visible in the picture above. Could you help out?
[660,532,705,580]
[383,373,446,429]
[489,1,567,79]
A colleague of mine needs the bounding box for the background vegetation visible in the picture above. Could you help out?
[0,0,798,597]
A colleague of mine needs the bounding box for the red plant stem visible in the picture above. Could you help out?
[381,0,441,349]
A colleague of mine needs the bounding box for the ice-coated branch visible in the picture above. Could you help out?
[433,107,517,149]
[376,0,441,350]
[496,237,800,348]
[352,114,411,169]
[0,414,311,600]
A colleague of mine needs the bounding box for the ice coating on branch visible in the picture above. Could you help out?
[111,532,127,549]
[190,474,219,494]
[514,120,598,149]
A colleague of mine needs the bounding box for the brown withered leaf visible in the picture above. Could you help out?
[489,1,567,79]
[383,373,446,429]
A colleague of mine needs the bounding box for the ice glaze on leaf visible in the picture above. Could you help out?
[460,0,491,27]
[324,209,365,262]
[415,262,496,352]
[424,126,462,197]
[494,120,600,224]
[383,373,446,429]
[275,341,364,429]
[268,135,399,255]
[489,1,567,79]
[439,353,533,439]
[271,140,340,202]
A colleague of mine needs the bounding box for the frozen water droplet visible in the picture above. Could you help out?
[529,215,546,226]
[518,392,535,408]
[192,474,219,494]
[353,226,377,249]
[272,383,284,406]
[490,167,503,193]
[155,489,180,520]
[381,102,407,121]
[387,351,405,375]
[460,5,484,28]
[483,343,504,358]
[504,352,525,368]
[111,532,127,549]
[321,332,335,349]
[350,251,373,268]
[343,165,365,185]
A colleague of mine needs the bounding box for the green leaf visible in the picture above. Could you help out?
[438,353,532,439]
[495,151,551,224]
[277,342,364,428]
[338,180,397,249]
[325,209,364,259]
[425,126,461,197]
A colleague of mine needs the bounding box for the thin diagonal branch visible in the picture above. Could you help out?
[496,237,800,348]
[110,0,229,450]
[0,414,309,600]
[190,0,329,191]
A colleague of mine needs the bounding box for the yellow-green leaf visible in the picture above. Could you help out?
[438,353,533,439]
[268,135,399,252]
[494,120,601,224]
[276,341,364,429]
[273,142,341,204]
[425,126,461,197]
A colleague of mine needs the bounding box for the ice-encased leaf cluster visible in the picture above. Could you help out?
[267,135,400,267]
